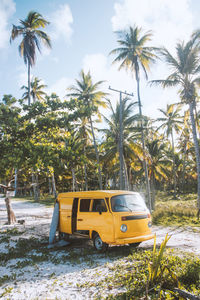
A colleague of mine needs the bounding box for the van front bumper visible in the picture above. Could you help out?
[111,233,154,245]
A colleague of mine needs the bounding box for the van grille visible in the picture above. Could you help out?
[121,214,148,221]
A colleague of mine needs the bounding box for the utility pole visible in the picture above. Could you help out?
[109,86,134,190]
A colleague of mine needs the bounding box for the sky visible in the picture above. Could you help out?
[1,0,200,119]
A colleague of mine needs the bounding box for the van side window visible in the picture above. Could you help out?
[92,199,107,212]
[80,199,91,212]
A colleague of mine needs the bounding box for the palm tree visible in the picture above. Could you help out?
[21,77,47,103]
[102,97,140,189]
[11,11,51,105]
[146,138,170,209]
[110,26,158,209]
[156,104,183,198]
[75,116,92,191]
[67,70,107,190]
[178,111,193,192]
[150,37,200,216]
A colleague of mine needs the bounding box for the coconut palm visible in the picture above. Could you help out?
[150,37,200,215]
[11,11,51,105]
[146,138,170,209]
[102,97,141,189]
[178,111,193,192]
[156,104,183,198]
[110,26,158,208]
[75,116,92,191]
[67,70,107,190]
[21,77,47,103]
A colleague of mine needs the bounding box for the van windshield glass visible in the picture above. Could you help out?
[111,194,147,212]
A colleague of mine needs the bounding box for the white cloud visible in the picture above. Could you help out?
[111,0,194,51]
[47,77,74,98]
[108,0,196,121]
[0,0,16,49]
[82,53,179,120]
[18,71,28,89]
[51,4,73,43]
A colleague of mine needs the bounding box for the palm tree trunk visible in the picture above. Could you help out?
[171,130,177,198]
[83,146,88,191]
[72,168,78,191]
[88,114,102,189]
[14,168,18,197]
[35,174,40,201]
[181,140,187,193]
[51,172,57,197]
[136,68,151,210]
[28,60,31,106]
[150,175,156,210]
[189,100,200,217]
[31,172,37,201]
[119,92,124,189]
[123,155,129,190]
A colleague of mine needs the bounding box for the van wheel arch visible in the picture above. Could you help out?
[92,232,108,252]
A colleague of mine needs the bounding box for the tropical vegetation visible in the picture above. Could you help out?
[0,12,200,220]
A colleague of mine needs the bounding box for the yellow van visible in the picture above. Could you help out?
[57,190,154,251]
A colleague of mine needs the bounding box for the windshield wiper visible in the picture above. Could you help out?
[116,204,132,212]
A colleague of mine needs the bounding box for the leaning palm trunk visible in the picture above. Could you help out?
[136,70,151,210]
[88,114,103,190]
[189,100,200,217]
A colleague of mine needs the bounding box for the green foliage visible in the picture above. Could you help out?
[148,234,170,284]
[153,192,199,226]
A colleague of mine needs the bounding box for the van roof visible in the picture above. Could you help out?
[57,190,139,199]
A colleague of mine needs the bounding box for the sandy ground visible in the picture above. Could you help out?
[0,196,200,299]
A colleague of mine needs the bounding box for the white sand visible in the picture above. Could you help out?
[0,196,200,299]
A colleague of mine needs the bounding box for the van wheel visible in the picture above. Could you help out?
[93,234,108,252]
[59,232,69,241]
[129,242,140,248]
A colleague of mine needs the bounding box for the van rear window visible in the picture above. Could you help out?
[80,199,91,212]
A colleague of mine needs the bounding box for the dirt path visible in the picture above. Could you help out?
[0,197,200,299]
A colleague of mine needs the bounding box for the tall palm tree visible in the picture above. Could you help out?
[21,77,47,103]
[67,70,107,190]
[102,97,140,189]
[178,110,193,192]
[110,26,158,209]
[156,104,183,198]
[146,138,170,208]
[11,11,51,105]
[75,116,92,191]
[150,37,200,215]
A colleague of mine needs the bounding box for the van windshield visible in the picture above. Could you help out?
[111,194,147,212]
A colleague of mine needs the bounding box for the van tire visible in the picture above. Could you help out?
[59,232,69,241]
[93,234,108,252]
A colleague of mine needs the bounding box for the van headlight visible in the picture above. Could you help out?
[120,224,127,232]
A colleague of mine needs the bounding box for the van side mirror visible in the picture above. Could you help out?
[96,205,103,215]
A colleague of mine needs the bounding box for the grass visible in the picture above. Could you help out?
[12,194,55,207]
[152,191,200,227]
[81,248,200,299]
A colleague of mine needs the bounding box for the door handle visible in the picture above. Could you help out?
[77,219,83,221]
